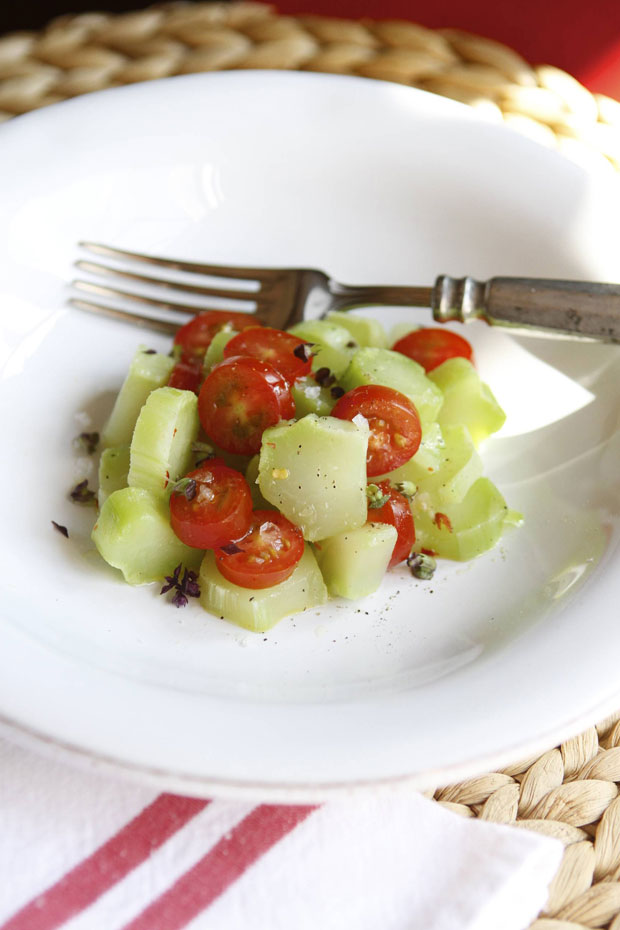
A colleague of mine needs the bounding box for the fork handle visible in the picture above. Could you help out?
[432,275,620,343]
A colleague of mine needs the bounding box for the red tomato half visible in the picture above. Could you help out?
[168,352,203,394]
[369,482,415,568]
[215,509,304,589]
[198,355,295,456]
[174,311,259,357]
[393,327,474,372]
[331,384,422,477]
[169,460,253,549]
[223,327,312,383]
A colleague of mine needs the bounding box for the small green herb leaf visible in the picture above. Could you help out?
[171,477,197,501]
[407,552,436,580]
[394,480,417,500]
[366,483,390,509]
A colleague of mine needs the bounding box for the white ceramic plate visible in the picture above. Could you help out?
[1,71,619,801]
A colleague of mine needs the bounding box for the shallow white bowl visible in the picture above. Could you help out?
[1,71,619,800]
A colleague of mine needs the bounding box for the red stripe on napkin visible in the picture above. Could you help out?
[1,794,209,930]
[123,803,317,930]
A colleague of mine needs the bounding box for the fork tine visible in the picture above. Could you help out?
[69,298,179,335]
[72,279,258,316]
[76,260,260,304]
[79,241,281,283]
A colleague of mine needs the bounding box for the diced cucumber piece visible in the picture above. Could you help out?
[98,445,130,507]
[340,347,443,430]
[375,422,445,486]
[291,376,336,418]
[504,509,524,528]
[411,477,510,561]
[288,320,357,378]
[245,455,272,509]
[417,424,483,505]
[389,323,421,346]
[205,444,251,475]
[429,358,506,446]
[258,414,369,541]
[101,347,175,448]
[314,522,397,599]
[202,328,237,373]
[409,421,445,474]
[128,387,199,497]
[92,487,202,584]
[199,545,327,632]
[325,311,388,348]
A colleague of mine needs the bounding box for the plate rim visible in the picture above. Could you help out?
[2,68,620,799]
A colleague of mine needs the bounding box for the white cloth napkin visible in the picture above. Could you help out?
[0,736,562,930]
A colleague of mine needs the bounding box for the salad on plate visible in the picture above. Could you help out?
[83,308,520,632]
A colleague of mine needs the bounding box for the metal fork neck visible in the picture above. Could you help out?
[433,276,486,323]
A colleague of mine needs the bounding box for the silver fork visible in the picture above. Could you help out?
[71,242,620,343]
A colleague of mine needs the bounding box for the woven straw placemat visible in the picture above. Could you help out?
[3,3,620,925]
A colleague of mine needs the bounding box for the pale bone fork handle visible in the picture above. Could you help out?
[71,243,620,342]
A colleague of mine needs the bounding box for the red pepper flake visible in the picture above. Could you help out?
[433,512,453,532]
[421,547,438,557]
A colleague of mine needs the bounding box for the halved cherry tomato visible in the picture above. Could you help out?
[223,327,312,383]
[198,355,295,456]
[368,481,415,568]
[392,327,474,372]
[174,311,259,357]
[215,509,304,589]
[331,384,421,477]
[169,459,253,549]
[168,352,203,394]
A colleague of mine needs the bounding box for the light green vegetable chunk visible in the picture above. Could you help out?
[325,311,388,348]
[376,423,481,503]
[417,424,483,505]
[375,422,445,486]
[291,376,335,418]
[92,487,202,584]
[288,320,357,378]
[429,358,506,447]
[245,455,272,509]
[340,346,443,430]
[258,414,369,542]
[101,347,175,448]
[202,328,237,373]
[411,477,510,561]
[128,387,199,498]
[98,445,130,507]
[389,323,421,346]
[199,546,327,632]
[314,522,397,599]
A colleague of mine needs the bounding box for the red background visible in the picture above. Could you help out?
[275,0,620,97]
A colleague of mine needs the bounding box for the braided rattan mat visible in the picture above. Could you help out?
[4,3,620,925]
